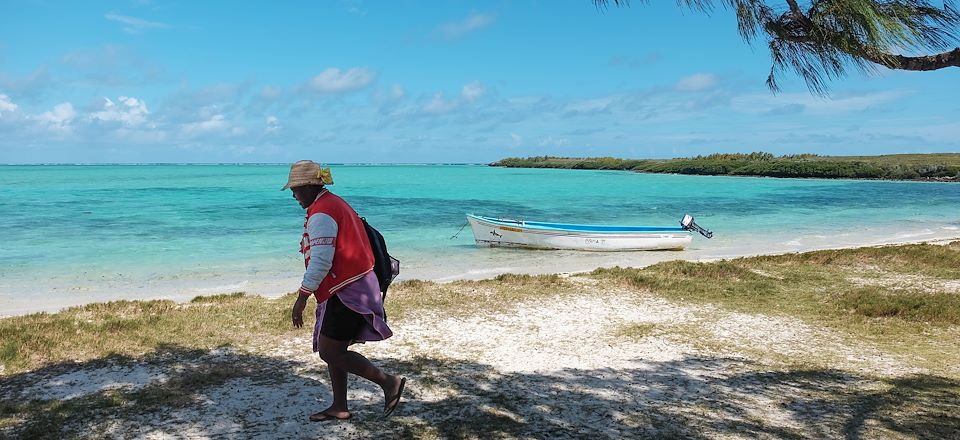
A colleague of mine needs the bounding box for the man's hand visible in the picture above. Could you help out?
[292,295,308,328]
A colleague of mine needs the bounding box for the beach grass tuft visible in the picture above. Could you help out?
[190,291,246,303]
[386,274,574,321]
[590,241,960,372]
[591,242,960,325]
[837,287,960,324]
[612,323,658,339]
[0,294,314,375]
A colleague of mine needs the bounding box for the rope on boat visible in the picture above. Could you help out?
[450,221,469,239]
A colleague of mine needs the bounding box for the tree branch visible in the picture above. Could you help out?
[862,47,960,70]
[785,0,803,16]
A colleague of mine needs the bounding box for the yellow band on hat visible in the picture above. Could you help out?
[316,167,334,185]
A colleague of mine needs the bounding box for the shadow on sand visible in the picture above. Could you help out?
[2,345,958,439]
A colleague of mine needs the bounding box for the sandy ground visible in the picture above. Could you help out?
[4,275,958,439]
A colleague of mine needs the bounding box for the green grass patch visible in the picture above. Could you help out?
[592,242,960,324]
[0,274,575,375]
[0,293,313,375]
[190,291,246,303]
[590,241,960,374]
[837,287,960,324]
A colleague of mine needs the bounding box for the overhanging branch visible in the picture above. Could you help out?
[862,47,960,70]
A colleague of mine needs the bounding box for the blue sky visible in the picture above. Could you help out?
[1,0,957,164]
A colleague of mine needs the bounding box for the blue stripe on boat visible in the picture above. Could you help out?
[468,214,687,234]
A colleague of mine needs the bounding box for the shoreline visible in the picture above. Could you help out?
[3,234,958,319]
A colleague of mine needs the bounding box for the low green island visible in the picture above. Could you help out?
[492,152,960,181]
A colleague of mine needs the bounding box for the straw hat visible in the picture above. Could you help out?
[281,160,334,190]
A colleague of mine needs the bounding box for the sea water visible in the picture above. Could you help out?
[2,164,959,314]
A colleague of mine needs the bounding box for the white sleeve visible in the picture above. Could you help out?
[301,213,338,292]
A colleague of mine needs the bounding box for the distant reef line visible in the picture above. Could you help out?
[490,152,960,181]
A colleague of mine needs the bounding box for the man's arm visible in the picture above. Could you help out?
[291,213,338,327]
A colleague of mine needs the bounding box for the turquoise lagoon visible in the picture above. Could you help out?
[1,164,959,314]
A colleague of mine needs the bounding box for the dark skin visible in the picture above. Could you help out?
[289,184,403,421]
[291,185,323,328]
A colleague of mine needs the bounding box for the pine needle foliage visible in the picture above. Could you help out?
[595,0,960,95]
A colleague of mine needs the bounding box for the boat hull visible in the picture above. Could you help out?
[467,215,693,251]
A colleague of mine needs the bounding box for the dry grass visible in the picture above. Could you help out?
[386,273,575,321]
[0,293,315,375]
[590,241,960,375]
[0,274,575,376]
[612,323,658,339]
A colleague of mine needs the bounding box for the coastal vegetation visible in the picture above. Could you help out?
[2,241,959,437]
[492,152,960,180]
[592,241,960,370]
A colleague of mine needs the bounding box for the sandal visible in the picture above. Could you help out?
[383,377,406,418]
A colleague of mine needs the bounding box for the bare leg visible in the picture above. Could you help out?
[316,335,403,412]
[319,364,350,418]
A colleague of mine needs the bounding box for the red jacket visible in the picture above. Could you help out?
[300,190,374,303]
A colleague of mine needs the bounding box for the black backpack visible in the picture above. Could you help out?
[361,217,399,315]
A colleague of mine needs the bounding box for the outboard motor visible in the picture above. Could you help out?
[680,214,713,239]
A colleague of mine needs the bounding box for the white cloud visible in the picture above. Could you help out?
[371,84,407,113]
[104,13,169,33]
[422,92,459,114]
[510,132,523,146]
[181,114,228,137]
[339,0,367,16]
[565,97,613,113]
[731,90,909,115]
[537,135,568,147]
[107,126,168,144]
[36,102,76,132]
[0,94,17,116]
[461,81,485,102]
[306,68,375,94]
[675,73,718,92]
[435,12,496,40]
[91,96,149,126]
[259,86,282,99]
[390,84,405,100]
[266,115,281,132]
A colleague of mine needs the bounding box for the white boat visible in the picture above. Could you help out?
[466,214,712,251]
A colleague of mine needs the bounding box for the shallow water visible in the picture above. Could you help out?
[1,164,958,314]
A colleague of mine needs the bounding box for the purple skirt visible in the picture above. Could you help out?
[313,271,393,351]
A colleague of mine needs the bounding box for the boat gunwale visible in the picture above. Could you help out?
[467,214,689,234]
